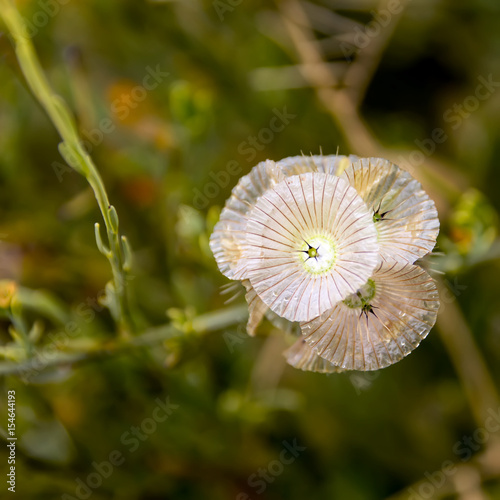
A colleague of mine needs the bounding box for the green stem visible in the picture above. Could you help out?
[0,305,249,376]
[0,1,134,335]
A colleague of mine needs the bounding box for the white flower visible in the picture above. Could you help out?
[209,154,441,372]
[209,160,285,279]
[242,279,268,337]
[300,257,440,370]
[209,154,358,281]
[234,172,379,322]
[341,158,440,264]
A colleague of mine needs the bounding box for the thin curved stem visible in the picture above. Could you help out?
[0,0,134,335]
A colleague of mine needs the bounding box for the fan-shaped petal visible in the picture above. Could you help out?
[209,160,285,279]
[301,258,440,370]
[236,172,379,322]
[341,158,439,263]
[277,154,358,177]
[242,279,268,337]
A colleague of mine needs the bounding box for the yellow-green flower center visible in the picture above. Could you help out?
[343,279,376,309]
[300,235,336,275]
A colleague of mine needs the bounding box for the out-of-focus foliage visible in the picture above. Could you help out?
[1,0,500,499]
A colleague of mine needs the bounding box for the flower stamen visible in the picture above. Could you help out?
[300,240,320,261]
[373,199,394,222]
[299,236,337,275]
[359,303,379,322]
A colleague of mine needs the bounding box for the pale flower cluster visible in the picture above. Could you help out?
[210,155,440,372]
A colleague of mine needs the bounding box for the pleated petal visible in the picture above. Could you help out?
[301,258,440,370]
[242,280,268,337]
[341,158,439,264]
[209,160,285,279]
[243,281,301,336]
[284,338,344,373]
[277,154,358,177]
[236,173,379,322]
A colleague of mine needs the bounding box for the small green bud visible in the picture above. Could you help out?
[94,223,111,257]
[121,235,133,272]
[108,205,120,234]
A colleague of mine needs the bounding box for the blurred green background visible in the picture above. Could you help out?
[1,0,500,499]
